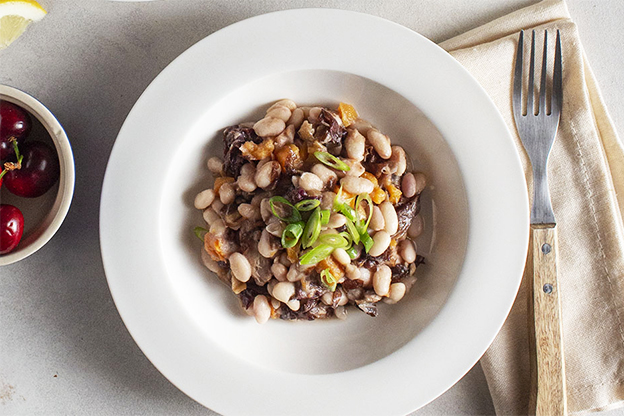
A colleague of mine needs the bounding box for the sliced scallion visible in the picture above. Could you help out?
[320,209,330,225]
[355,193,373,233]
[270,196,301,223]
[346,245,360,259]
[320,268,338,292]
[299,244,334,265]
[319,233,349,248]
[301,207,321,248]
[360,231,374,253]
[314,151,351,171]
[345,218,360,245]
[282,222,304,248]
[295,199,320,212]
[193,226,208,241]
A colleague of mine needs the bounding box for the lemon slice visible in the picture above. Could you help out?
[0,0,47,50]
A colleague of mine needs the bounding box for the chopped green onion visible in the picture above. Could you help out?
[314,151,351,171]
[339,231,352,248]
[355,193,373,233]
[282,222,304,248]
[340,204,357,223]
[319,233,349,248]
[320,268,338,292]
[360,231,374,253]
[301,207,321,248]
[345,218,360,245]
[295,199,320,212]
[193,226,208,241]
[270,196,301,223]
[320,209,330,225]
[299,244,334,265]
[346,245,360,259]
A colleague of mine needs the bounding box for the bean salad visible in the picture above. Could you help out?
[194,100,426,323]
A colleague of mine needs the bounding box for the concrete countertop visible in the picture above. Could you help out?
[1,1,622,414]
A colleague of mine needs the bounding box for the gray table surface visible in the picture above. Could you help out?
[1,0,623,415]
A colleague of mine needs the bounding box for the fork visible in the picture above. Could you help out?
[512,30,566,416]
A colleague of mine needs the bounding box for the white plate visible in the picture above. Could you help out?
[100,9,528,415]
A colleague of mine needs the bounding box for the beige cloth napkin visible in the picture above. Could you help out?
[439,0,624,414]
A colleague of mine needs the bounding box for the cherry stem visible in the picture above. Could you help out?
[11,138,23,167]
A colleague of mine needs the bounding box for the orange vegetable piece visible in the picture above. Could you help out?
[316,256,344,280]
[387,184,402,204]
[361,171,379,187]
[338,102,359,127]
[275,144,303,172]
[240,137,274,160]
[214,176,235,194]
[371,187,386,204]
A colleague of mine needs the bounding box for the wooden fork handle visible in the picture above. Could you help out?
[530,224,567,416]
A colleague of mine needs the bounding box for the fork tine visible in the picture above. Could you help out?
[552,30,563,118]
[513,31,524,118]
[527,30,536,116]
[539,31,548,115]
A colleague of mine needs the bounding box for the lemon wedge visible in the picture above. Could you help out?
[0,0,47,50]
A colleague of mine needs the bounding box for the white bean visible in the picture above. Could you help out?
[238,203,259,220]
[351,118,372,136]
[229,252,252,282]
[201,248,222,274]
[300,172,324,192]
[380,201,398,235]
[194,189,215,210]
[390,146,407,176]
[209,219,226,236]
[266,221,284,237]
[266,105,292,122]
[219,182,235,205]
[345,129,366,161]
[335,306,348,320]
[268,99,297,112]
[272,281,295,303]
[207,157,223,174]
[345,264,360,280]
[271,262,288,282]
[341,176,375,195]
[367,129,392,159]
[240,163,255,177]
[373,265,392,296]
[253,295,271,324]
[274,124,295,148]
[408,214,424,238]
[258,229,279,258]
[311,163,338,186]
[358,267,372,287]
[401,172,417,198]
[399,239,417,263]
[308,106,322,123]
[211,198,224,213]
[369,206,385,231]
[327,213,347,229]
[343,159,365,177]
[320,191,336,210]
[260,198,272,223]
[369,231,391,257]
[413,172,427,194]
[388,282,406,303]
[287,299,301,311]
[238,175,257,193]
[202,208,220,225]
[255,161,281,189]
[332,247,351,266]
[321,292,334,305]
[253,116,285,137]
[286,264,304,282]
[287,107,305,129]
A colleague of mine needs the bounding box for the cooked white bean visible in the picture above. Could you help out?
[388,282,406,303]
[286,264,304,282]
[321,292,333,306]
[358,267,372,287]
[308,106,322,123]
[240,163,256,177]
[266,221,284,238]
[231,276,246,294]
[341,176,375,195]
[271,262,288,282]
[380,201,398,235]
[320,191,336,210]
[211,199,223,213]
[272,281,295,303]
[253,295,271,324]
[311,163,338,186]
[207,157,223,174]
[390,146,407,176]
[253,116,285,137]
[274,124,295,148]
[343,159,365,177]
[345,264,360,280]
[201,248,222,274]
[260,198,272,223]
[209,219,226,236]
[287,299,301,311]
[399,239,417,263]
[268,99,297,112]
[202,207,220,225]
[408,214,424,238]
[238,203,259,220]
[335,306,348,320]
[270,295,280,310]
[401,172,417,198]
[194,189,215,210]
[345,129,366,161]
[237,175,257,193]
[300,172,324,192]
[351,118,372,136]
[369,231,391,257]
[255,161,281,189]
[413,172,427,194]
[332,247,351,266]
[229,252,252,283]
[336,288,349,306]
[369,206,385,231]
[219,182,235,205]
[258,229,279,258]
[373,265,392,296]
[266,105,292,122]
[367,129,392,159]
[287,107,305,129]
[327,213,347,229]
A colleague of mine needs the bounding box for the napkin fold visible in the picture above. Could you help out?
[439,0,624,414]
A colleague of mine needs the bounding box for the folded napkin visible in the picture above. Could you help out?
[439,0,624,414]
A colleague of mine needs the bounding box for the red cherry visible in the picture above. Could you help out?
[0,101,32,160]
[4,141,60,198]
[0,204,24,254]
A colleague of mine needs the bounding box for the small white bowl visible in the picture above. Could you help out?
[0,85,75,265]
